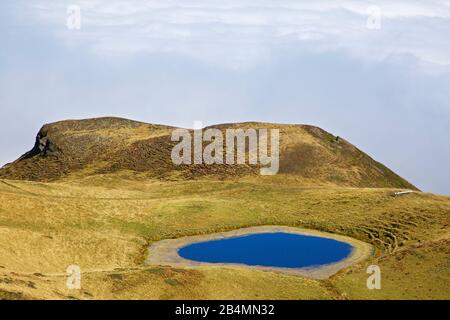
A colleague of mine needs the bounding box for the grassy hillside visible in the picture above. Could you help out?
[1,117,447,300]
[0,177,448,300]
[0,117,416,189]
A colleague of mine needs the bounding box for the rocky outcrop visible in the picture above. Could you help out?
[17,131,55,161]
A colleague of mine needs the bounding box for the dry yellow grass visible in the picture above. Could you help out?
[0,117,446,299]
[0,177,449,299]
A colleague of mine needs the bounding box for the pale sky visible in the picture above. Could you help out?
[1,1,450,194]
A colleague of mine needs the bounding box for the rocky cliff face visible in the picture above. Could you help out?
[0,117,417,190]
[17,131,55,161]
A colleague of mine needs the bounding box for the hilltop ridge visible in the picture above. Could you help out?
[0,117,417,189]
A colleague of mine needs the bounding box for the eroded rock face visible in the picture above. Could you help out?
[0,128,64,180]
[18,131,55,161]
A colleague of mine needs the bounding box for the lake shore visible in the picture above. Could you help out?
[145,225,373,279]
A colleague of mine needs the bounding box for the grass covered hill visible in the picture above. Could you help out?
[0,117,416,189]
[1,117,448,300]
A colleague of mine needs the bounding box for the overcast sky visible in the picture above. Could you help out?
[1,1,449,195]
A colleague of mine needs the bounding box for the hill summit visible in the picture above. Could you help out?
[0,117,416,189]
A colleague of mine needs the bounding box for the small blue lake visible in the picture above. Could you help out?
[178,232,353,268]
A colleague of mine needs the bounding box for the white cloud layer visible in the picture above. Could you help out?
[11,0,450,68]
